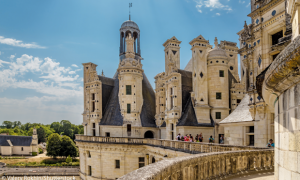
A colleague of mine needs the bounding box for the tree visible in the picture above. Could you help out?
[46,133,62,158]
[60,135,78,158]
[37,127,46,143]
[3,121,13,129]
[50,122,61,134]
[60,120,73,138]
[13,121,21,128]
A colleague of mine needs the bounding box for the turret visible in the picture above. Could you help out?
[163,37,181,75]
[118,33,144,129]
[189,35,212,124]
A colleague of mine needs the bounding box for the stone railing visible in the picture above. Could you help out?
[75,135,268,154]
[118,149,274,180]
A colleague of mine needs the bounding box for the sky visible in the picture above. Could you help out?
[0,0,252,125]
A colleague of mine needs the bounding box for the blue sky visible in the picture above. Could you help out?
[0,0,251,125]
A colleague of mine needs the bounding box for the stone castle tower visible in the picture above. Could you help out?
[82,18,157,138]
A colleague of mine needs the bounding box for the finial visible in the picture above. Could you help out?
[214,37,218,48]
[129,3,132,20]
[101,70,105,77]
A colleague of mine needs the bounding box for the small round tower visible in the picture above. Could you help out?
[207,38,230,123]
[119,18,141,61]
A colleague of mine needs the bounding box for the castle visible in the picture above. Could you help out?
[81,18,244,143]
[76,0,300,179]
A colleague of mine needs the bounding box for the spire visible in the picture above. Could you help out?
[101,70,105,77]
[214,37,218,49]
[129,3,132,20]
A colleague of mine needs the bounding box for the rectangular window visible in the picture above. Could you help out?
[216,93,222,99]
[106,132,110,137]
[93,129,95,136]
[249,135,254,146]
[92,102,95,112]
[88,166,92,176]
[127,124,131,132]
[115,160,120,169]
[21,147,23,151]
[138,157,145,168]
[216,112,221,119]
[272,31,283,45]
[126,85,132,95]
[170,87,174,109]
[249,126,254,133]
[237,99,241,104]
[93,123,95,128]
[171,123,174,130]
[219,70,224,77]
[87,151,91,158]
[92,93,95,100]
[127,104,131,114]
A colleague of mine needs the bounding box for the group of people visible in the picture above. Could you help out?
[176,133,224,143]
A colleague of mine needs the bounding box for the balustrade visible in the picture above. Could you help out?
[118,149,274,180]
[75,135,269,154]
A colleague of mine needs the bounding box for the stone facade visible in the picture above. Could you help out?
[155,36,243,142]
[220,0,291,147]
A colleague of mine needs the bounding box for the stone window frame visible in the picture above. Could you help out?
[126,85,132,95]
[216,92,222,99]
[219,70,224,77]
[115,160,120,169]
[88,165,92,176]
[216,112,221,119]
[127,104,131,114]
[138,157,145,168]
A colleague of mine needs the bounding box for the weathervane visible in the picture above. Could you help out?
[129,3,132,20]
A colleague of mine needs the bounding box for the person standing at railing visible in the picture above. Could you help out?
[195,134,199,142]
[176,133,181,141]
[266,139,274,148]
[189,134,193,142]
[181,135,184,141]
[209,136,215,143]
[199,133,203,142]
[220,135,224,144]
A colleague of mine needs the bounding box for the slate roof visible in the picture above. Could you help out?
[99,72,156,127]
[219,94,253,124]
[0,135,32,146]
[177,97,214,127]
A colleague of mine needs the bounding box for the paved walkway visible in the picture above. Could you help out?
[227,172,274,180]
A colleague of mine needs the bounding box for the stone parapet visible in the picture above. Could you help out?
[75,135,269,154]
[118,149,274,180]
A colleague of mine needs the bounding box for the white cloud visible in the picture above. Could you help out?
[239,0,245,4]
[0,36,46,49]
[194,0,232,13]
[246,3,250,7]
[216,13,221,16]
[71,64,78,68]
[0,54,83,124]
[10,55,15,60]
[0,59,10,67]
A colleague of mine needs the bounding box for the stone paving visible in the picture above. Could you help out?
[227,172,274,180]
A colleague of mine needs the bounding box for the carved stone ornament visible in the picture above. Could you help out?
[241,21,252,42]
[256,102,266,119]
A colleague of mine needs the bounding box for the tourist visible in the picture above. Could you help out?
[177,133,181,140]
[209,135,214,143]
[199,133,203,142]
[220,135,224,144]
[195,134,199,142]
[190,134,193,142]
[185,134,189,142]
[267,139,274,148]
[181,135,184,141]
